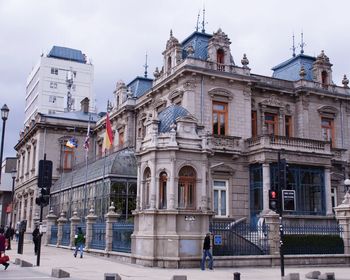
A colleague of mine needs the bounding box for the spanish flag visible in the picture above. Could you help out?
[104,112,114,151]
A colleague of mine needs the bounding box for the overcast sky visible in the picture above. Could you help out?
[0,0,349,159]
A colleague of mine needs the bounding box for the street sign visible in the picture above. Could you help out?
[282,190,296,211]
[214,235,222,245]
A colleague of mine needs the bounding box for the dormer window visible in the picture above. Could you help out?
[321,71,328,88]
[167,56,172,73]
[216,49,225,71]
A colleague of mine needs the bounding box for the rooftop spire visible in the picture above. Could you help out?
[195,10,200,32]
[291,33,296,57]
[300,32,306,54]
[201,6,207,33]
[143,52,148,78]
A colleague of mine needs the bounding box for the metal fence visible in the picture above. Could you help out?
[210,220,269,256]
[61,223,71,246]
[50,225,58,245]
[90,223,106,250]
[283,224,344,255]
[112,221,134,253]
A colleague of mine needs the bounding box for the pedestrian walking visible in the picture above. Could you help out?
[32,225,41,255]
[0,228,10,270]
[4,226,12,250]
[74,227,85,258]
[201,232,213,270]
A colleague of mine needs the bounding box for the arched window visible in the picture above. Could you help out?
[143,168,151,209]
[167,56,172,73]
[321,71,328,88]
[217,49,225,71]
[159,172,167,209]
[178,166,196,209]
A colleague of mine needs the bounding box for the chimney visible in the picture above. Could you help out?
[80,97,90,113]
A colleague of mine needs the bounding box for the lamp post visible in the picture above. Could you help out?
[10,168,17,228]
[0,104,9,184]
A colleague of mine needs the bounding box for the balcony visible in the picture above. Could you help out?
[245,135,331,155]
[206,135,242,154]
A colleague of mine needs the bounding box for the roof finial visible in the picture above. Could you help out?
[170,29,173,37]
[195,10,200,32]
[143,52,148,78]
[300,31,306,54]
[291,33,296,57]
[201,5,207,33]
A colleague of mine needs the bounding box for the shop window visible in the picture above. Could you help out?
[159,172,167,209]
[265,113,278,135]
[213,180,228,217]
[212,102,227,136]
[178,166,196,209]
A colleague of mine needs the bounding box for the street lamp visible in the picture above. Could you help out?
[0,104,9,184]
[10,168,17,228]
[344,178,350,193]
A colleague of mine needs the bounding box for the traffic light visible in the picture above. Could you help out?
[269,189,279,212]
[38,160,53,189]
[35,187,50,207]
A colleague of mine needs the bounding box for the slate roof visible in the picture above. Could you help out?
[51,148,137,193]
[127,76,153,98]
[45,111,100,122]
[272,54,316,81]
[48,46,86,63]
[181,31,212,60]
[158,104,190,133]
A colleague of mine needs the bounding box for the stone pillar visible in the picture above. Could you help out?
[104,202,120,252]
[85,206,97,251]
[45,208,57,245]
[69,209,81,248]
[135,163,141,211]
[261,210,280,255]
[168,156,176,210]
[324,167,333,215]
[334,193,350,254]
[150,161,156,209]
[262,163,270,211]
[201,162,207,210]
[57,211,68,247]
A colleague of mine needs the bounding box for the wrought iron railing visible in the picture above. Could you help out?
[282,224,344,255]
[61,223,71,246]
[90,223,106,250]
[50,225,58,245]
[112,221,134,253]
[210,220,269,256]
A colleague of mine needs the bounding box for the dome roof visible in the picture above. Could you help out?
[158,104,190,133]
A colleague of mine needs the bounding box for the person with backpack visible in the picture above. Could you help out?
[74,227,85,258]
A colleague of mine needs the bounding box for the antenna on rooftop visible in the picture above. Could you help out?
[196,10,200,32]
[143,52,148,78]
[291,33,296,57]
[300,31,306,54]
[201,5,207,33]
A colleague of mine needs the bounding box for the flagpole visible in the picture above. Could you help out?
[102,148,107,221]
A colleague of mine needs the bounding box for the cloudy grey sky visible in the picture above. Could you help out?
[0,0,349,159]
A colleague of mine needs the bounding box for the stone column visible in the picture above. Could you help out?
[168,156,176,210]
[262,163,270,211]
[135,163,141,211]
[335,193,350,254]
[69,209,81,248]
[261,210,280,255]
[57,211,68,247]
[324,167,333,215]
[201,162,207,210]
[150,161,156,209]
[45,208,57,245]
[85,206,97,251]
[104,202,120,252]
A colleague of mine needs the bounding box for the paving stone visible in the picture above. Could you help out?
[282,273,300,280]
[20,260,33,267]
[306,271,321,279]
[51,268,70,278]
[318,272,335,280]
[104,273,121,280]
[14,258,21,265]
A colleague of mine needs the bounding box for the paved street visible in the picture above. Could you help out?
[1,241,349,280]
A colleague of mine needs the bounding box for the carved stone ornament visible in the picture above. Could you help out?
[342,74,349,88]
[183,79,196,89]
[153,67,160,79]
[152,98,167,110]
[299,65,306,79]
[317,105,338,117]
[208,87,234,100]
[169,90,184,101]
[260,94,284,107]
[241,53,249,68]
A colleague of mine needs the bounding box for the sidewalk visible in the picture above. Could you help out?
[2,241,350,280]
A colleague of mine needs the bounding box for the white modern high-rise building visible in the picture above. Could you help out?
[24,46,95,124]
